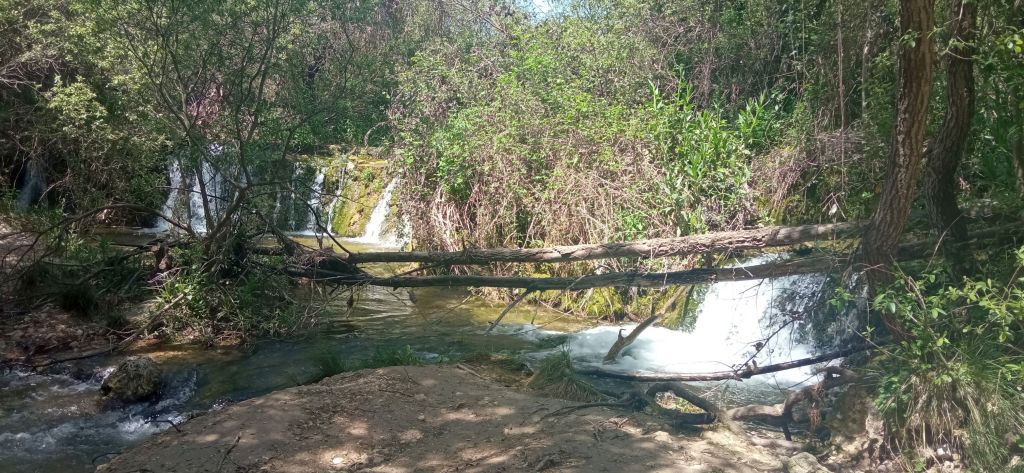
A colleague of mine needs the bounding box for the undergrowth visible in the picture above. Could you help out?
[526,349,607,403]
[869,246,1024,472]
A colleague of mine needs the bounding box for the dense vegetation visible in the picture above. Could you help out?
[2,0,1024,470]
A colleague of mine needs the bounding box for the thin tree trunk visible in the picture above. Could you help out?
[1015,127,1024,194]
[858,0,935,335]
[922,0,976,272]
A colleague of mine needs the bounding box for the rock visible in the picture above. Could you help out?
[784,452,829,473]
[101,356,161,402]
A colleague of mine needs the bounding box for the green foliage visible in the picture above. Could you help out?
[871,252,1024,471]
[158,245,302,343]
[526,349,606,402]
[310,345,423,382]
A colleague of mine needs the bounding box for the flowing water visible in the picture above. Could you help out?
[0,234,840,472]
[352,178,400,245]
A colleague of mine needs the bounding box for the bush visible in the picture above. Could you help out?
[871,250,1024,471]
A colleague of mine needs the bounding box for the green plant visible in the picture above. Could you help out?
[871,252,1024,472]
[526,349,606,402]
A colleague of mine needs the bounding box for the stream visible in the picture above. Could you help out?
[0,236,838,473]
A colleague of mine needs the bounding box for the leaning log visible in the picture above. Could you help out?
[575,344,874,382]
[342,222,864,265]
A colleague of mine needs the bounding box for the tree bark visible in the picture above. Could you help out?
[575,344,873,382]
[303,256,837,290]
[858,0,935,333]
[603,313,661,363]
[1014,106,1024,194]
[344,222,864,265]
[922,0,976,272]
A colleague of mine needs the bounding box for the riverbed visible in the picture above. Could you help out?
[0,237,833,473]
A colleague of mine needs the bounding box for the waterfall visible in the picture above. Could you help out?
[15,159,46,209]
[141,152,342,235]
[354,178,398,245]
[303,168,327,233]
[325,165,347,233]
[564,255,830,386]
[142,161,184,234]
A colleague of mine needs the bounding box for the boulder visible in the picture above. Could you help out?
[784,452,830,473]
[101,356,161,402]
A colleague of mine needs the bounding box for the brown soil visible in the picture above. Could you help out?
[0,304,115,365]
[98,365,815,473]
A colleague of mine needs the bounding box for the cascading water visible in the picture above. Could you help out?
[16,159,47,209]
[142,161,184,234]
[142,153,345,235]
[325,165,348,233]
[533,255,833,387]
[189,160,230,234]
[301,169,327,234]
[353,178,399,245]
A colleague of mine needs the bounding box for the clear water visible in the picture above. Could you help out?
[0,239,833,473]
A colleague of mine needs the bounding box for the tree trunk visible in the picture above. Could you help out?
[576,345,873,382]
[858,0,935,334]
[1014,107,1024,194]
[345,222,864,265]
[922,0,976,272]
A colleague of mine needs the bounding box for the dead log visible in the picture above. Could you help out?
[644,382,746,434]
[643,367,859,441]
[342,222,864,265]
[303,256,837,290]
[603,313,661,363]
[575,344,874,381]
[728,366,859,440]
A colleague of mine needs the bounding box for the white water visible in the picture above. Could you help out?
[16,159,46,209]
[142,161,183,234]
[536,257,829,387]
[302,168,327,233]
[353,178,399,245]
[325,165,348,233]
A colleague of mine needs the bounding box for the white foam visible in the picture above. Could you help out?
[538,257,830,387]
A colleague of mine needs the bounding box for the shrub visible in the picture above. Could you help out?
[871,250,1024,471]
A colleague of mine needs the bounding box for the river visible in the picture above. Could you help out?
[0,237,834,473]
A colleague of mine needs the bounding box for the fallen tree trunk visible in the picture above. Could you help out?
[294,221,1022,291]
[575,344,874,382]
[298,256,838,290]
[643,366,859,441]
[342,222,864,265]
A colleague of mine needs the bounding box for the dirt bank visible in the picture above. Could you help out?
[96,365,835,473]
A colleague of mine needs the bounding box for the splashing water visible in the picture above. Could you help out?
[299,168,327,234]
[16,159,47,209]
[353,178,399,246]
[142,161,183,234]
[562,257,829,387]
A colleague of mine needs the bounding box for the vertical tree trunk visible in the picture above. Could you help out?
[922,0,976,273]
[1015,127,1024,194]
[858,0,935,333]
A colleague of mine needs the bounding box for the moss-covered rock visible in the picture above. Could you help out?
[101,356,161,402]
[328,149,391,236]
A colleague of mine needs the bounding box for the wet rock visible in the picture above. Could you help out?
[784,452,829,473]
[101,356,161,402]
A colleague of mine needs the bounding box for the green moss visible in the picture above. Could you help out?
[324,150,392,236]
